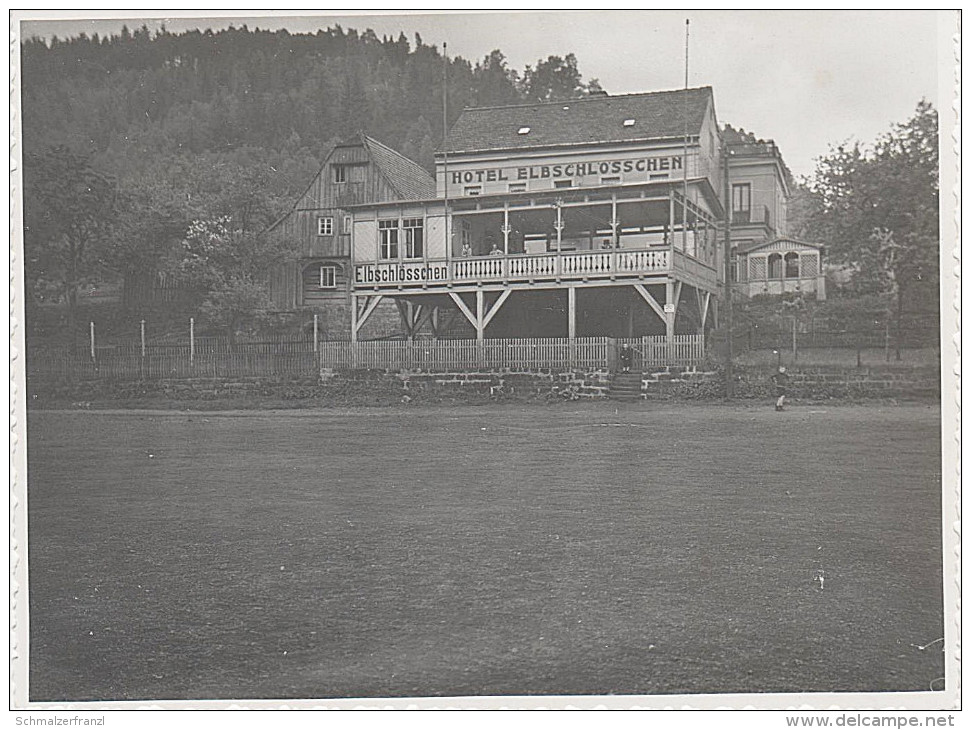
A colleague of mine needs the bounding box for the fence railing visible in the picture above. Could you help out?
[26,335,706,383]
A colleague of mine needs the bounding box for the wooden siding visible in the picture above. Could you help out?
[426,215,447,259]
[269,139,413,312]
[353,220,378,261]
[292,148,402,212]
[300,260,350,307]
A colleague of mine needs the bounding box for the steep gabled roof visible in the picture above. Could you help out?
[267,135,433,231]
[362,135,436,199]
[441,87,713,155]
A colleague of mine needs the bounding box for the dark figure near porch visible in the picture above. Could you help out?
[619,344,634,373]
[772,366,790,411]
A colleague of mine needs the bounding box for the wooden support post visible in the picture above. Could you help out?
[668,193,675,248]
[89,321,96,362]
[475,290,485,341]
[611,194,620,248]
[568,286,577,367]
[555,201,563,253]
[502,205,510,254]
[140,319,146,358]
[189,318,195,366]
[350,295,358,344]
[682,192,688,254]
[665,280,676,362]
[476,290,485,367]
[567,286,576,339]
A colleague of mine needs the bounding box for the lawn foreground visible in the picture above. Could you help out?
[26,402,944,700]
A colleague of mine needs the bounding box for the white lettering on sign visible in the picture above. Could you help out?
[449,156,684,186]
[355,263,449,285]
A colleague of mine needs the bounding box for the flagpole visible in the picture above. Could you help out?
[682,18,690,254]
[443,42,450,258]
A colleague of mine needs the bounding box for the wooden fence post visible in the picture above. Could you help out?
[189,318,195,367]
[140,319,146,380]
[313,313,319,353]
[89,321,96,362]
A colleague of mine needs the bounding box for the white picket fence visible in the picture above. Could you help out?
[320,336,704,371]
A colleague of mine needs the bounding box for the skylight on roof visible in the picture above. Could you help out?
[623,119,636,127]
[517,126,531,135]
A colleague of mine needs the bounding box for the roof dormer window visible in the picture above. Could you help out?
[517,126,531,135]
[623,119,636,127]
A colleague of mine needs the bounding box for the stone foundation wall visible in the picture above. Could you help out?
[325,367,613,399]
[639,364,940,400]
[31,363,940,405]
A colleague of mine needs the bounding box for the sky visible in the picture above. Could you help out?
[17,10,948,178]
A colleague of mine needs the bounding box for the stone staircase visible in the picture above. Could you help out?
[608,371,643,400]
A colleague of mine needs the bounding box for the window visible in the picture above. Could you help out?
[623,118,636,127]
[319,265,337,289]
[317,216,334,236]
[403,218,424,259]
[342,215,352,234]
[508,182,527,193]
[460,220,473,251]
[784,252,800,279]
[553,179,573,189]
[732,183,752,222]
[730,260,738,282]
[649,173,669,180]
[379,219,399,259]
[517,126,530,135]
[333,165,347,183]
[465,185,482,196]
[768,252,783,279]
[601,176,621,185]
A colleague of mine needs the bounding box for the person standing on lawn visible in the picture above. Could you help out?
[771,366,790,411]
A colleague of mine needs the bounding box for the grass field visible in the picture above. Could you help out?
[26,402,944,701]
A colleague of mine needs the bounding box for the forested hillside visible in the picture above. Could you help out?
[22,24,601,174]
[20,24,601,331]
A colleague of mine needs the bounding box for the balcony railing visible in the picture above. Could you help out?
[353,248,717,289]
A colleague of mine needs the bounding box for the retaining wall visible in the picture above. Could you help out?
[29,363,940,405]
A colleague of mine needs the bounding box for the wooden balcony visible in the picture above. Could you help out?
[352,247,717,292]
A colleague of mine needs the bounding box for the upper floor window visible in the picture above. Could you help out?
[317,216,334,236]
[732,183,752,222]
[403,218,424,259]
[465,185,482,196]
[508,182,527,193]
[379,219,399,259]
[333,165,347,183]
[601,176,621,185]
[342,215,352,234]
[319,265,337,289]
[553,179,573,189]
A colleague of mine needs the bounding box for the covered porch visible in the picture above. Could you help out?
[350,278,716,354]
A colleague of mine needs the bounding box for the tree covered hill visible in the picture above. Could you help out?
[21,24,601,176]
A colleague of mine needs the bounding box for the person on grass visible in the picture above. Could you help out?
[771,366,790,411]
